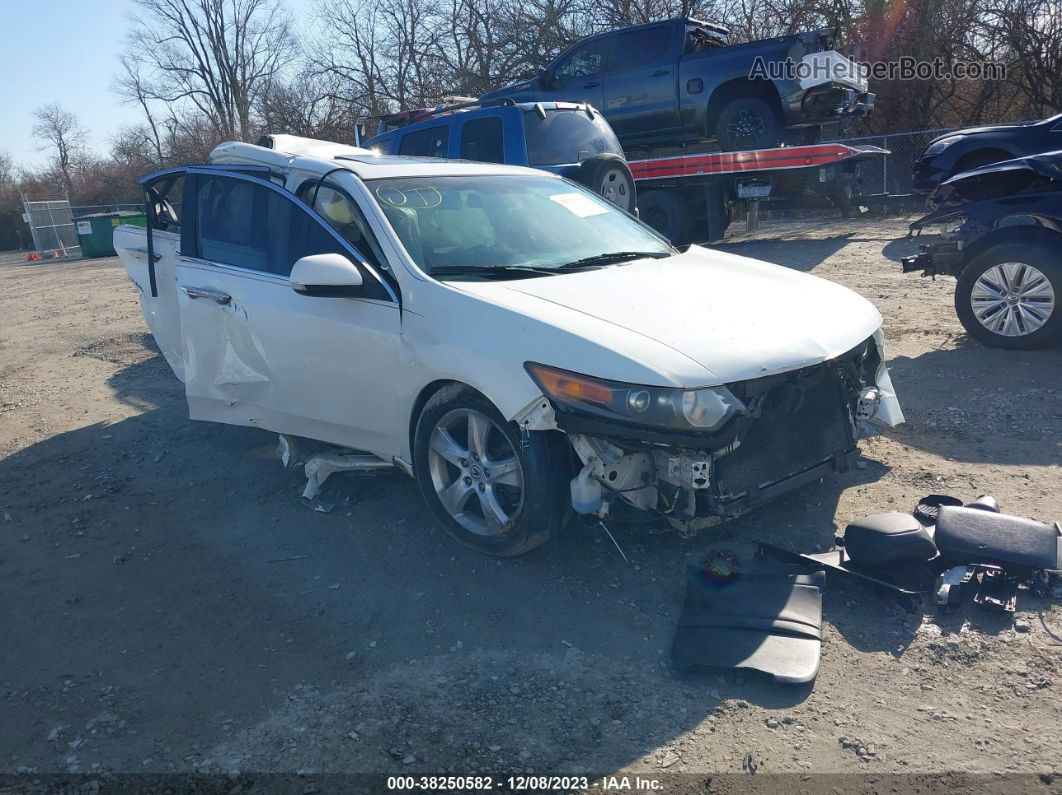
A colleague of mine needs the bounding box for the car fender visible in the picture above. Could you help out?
[960,216,1062,267]
[395,278,714,461]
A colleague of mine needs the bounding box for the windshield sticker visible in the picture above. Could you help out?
[375,184,443,209]
[549,192,608,218]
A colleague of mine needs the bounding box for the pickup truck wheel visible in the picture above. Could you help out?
[955,244,1060,349]
[413,385,570,556]
[577,155,637,213]
[637,189,691,245]
[716,97,782,151]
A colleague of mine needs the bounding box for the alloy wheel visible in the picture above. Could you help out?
[726,109,765,147]
[970,261,1056,337]
[426,408,524,536]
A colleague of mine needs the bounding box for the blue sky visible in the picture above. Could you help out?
[0,0,142,168]
[0,0,313,169]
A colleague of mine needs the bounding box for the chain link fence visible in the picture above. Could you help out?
[833,126,960,200]
[753,125,962,224]
[70,202,143,217]
[20,193,81,258]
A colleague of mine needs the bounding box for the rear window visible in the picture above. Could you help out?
[610,26,669,69]
[460,117,504,163]
[522,110,624,167]
[398,125,450,157]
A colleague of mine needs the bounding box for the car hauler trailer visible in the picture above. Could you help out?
[629,143,889,244]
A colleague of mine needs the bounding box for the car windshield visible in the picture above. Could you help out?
[370,174,670,278]
[522,109,624,166]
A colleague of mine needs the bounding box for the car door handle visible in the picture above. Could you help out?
[582,81,600,88]
[129,247,161,262]
[182,285,231,304]
[651,69,670,77]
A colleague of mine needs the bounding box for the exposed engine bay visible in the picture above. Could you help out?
[554,332,902,534]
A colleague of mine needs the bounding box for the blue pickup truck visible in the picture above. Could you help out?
[480,17,873,152]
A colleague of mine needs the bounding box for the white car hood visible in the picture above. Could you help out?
[457,246,882,385]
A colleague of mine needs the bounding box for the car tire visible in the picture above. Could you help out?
[834,178,858,217]
[954,243,1061,349]
[637,189,691,245]
[715,97,782,151]
[577,154,637,213]
[413,384,572,557]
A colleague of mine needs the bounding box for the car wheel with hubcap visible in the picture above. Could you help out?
[577,154,637,213]
[955,243,1060,349]
[413,385,572,556]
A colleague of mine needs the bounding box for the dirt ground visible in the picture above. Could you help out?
[1,218,1061,790]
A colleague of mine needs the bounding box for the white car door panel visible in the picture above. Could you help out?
[177,170,403,457]
[178,260,401,454]
[113,171,188,381]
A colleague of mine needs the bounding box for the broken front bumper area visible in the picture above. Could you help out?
[901,240,962,278]
[801,85,876,120]
[561,335,902,535]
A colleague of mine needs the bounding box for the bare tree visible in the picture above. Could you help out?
[31,104,88,195]
[114,55,167,164]
[259,70,364,140]
[315,0,392,116]
[987,0,1062,115]
[124,0,297,141]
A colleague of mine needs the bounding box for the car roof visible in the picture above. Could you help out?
[573,16,728,40]
[209,137,548,180]
[335,153,544,179]
[367,100,599,139]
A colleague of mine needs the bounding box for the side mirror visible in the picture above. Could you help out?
[291,252,364,297]
[539,69,557,89]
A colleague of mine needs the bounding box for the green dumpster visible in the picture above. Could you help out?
[74,211,147,258]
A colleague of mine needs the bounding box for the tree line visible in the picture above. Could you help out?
[2,0,1059,248]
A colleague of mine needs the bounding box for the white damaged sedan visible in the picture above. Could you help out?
[116,135,902,556]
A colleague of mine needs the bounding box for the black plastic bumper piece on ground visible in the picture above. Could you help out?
[759,543,937,598]
[671,562,824,684]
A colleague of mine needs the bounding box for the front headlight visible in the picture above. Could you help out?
[924,135,966,156]
[525,363,746,431]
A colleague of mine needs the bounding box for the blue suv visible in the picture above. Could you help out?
[364,99,637,213]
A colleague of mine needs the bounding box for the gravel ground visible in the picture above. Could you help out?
[1,219,1060,791]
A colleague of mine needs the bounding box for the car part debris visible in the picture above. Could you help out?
[843,512,938,567]
[671,562,824,684]
[934,565,974,606]
[935,506,1061,573]
[965,494,1001,513]
[935,562,1028,613]
[1031,568,1062,599]
[971,566,1019,613]
[597,520,628,563]
[277,433,301,470]
[914,494,963,525]
[760,543,934,597]
[300,450,394,501]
